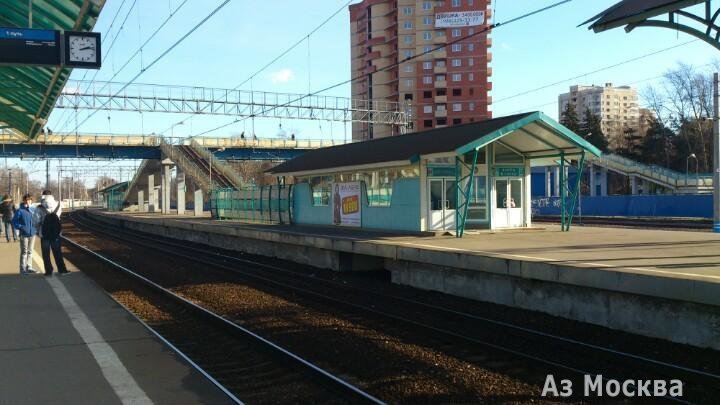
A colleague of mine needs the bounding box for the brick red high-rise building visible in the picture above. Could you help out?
[350,0,492,141]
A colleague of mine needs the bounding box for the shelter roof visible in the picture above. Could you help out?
[98,181,128,194]
[270,112,602,176]
[0,0,105,140]
[582,0,703,32]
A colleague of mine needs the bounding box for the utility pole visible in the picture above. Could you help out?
[714,73,720,233]
[46,159,50,189]
[8,169,11,195]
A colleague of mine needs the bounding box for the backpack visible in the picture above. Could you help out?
[42,204,62,239]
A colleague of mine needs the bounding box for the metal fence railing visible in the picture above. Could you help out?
[210,185,292,225]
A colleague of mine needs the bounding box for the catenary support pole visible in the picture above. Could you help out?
[714,73,720,232]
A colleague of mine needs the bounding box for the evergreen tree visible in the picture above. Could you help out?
[581,108,608,152]
[560,103,581,134]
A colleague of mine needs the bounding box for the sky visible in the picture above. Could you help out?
[7,0,719,185]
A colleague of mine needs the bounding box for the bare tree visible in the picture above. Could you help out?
[642,62,714,171]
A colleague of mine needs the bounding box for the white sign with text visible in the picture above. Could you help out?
[435,11,485,28]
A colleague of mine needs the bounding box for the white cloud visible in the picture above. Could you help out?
[269,68,294,83]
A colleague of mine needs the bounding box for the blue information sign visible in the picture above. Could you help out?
[0,27,61,66]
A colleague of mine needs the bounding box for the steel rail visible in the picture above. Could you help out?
[74,212,720,383]
[62,231,385,405]
[69,212,715,403]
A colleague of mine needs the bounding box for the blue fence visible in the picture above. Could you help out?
[531,194,712,218]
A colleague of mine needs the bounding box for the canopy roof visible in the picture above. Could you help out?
[0,0,105,140]
[98,181,128,194]
[582,0,703,32]
[270,112,602,176]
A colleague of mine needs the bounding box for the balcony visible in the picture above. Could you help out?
[435,110,447,118]
[435,95,447,103]
[367,36,386,47]
[434,65,446,74]
[434,80,447,89]
[433,35,446,44]
[367,50,382,60]
[433,50,447,59]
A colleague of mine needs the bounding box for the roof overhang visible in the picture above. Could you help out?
[454,111,602,162]
[0,0,105,140]
[581,0,704,33]
[274,159,412,177]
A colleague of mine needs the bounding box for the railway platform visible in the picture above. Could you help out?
[0,239,234,404]
[90,210,720,351]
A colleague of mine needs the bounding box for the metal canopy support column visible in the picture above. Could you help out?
[455,149,479,238]
[564,151,586,231]
[559,152,566,230]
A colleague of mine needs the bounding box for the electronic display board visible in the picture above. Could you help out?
[0,27,61,66]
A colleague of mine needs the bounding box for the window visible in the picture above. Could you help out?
[452,28,461,37]
[404,93,413,100]
[309,176,332,206]
[405,79,414,87]
[403,20,413,29]
[468,28,474,35]
[468,58,474,66]
[468,73,474,81]
[423,90,432,98]
[424,119,433,128]
[436,88,447,96]
[437,118,447,125]
[452,103,462,111]
[453,118,462,125]
[435,29,445,37]
[404,35,413,44]
[435,74,446,81]
[404,64,414,73]
[468,43,474,51]
[423,31,432,40]
[469,102,475,110]
[451,58,462,67]
[435,60,446,67]
[423,76,432,84]
[422,1,432,10]
[403,49,414,58]
[423,16,433,25]
[423,105,433,113]
[403,6,413,15]
[452,88,461,96]
[452,0,460,6]
[469,88,474,95]
[423,61,432,70]
[423,45,432,53]
[468,0,474,5]
[437,104,447,111]
[452,73,462,81]
[452,43,462,52]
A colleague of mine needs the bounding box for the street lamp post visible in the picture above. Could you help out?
[686,153,697,182]
[714,73,720,232]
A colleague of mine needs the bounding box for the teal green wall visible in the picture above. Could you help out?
[293,178,421,231]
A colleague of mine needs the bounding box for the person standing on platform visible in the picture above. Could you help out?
[1,195,17,242]
[11,194,37,275]
[35,190,68,276]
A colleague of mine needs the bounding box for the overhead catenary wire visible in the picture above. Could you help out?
[57,0,194,135]
[192,0,574,137]
[158,0,355,136]
[52,0,131,132]
[67,0,232,135]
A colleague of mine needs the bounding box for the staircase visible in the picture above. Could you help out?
[122,159,162,205]
[590,154,713,193]
[159,139,243,193]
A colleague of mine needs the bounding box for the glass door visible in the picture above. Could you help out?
[428,178,457,230]
[493,178,524,228]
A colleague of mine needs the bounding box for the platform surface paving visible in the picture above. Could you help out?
[0,238,233,404]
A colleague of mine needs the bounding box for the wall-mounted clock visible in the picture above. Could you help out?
[63,31,101,69]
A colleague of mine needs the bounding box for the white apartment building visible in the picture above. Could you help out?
[558,83,640,150]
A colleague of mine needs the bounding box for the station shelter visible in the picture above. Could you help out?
[269,112,602,236]
[98,181,129,211]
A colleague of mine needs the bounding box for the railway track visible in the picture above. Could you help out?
[62,220,382,404]
[66,210,720,403]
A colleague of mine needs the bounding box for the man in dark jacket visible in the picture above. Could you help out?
[11,194,38,275]
[0,195,16,242]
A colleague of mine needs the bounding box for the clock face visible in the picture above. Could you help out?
[68,35,97,63]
